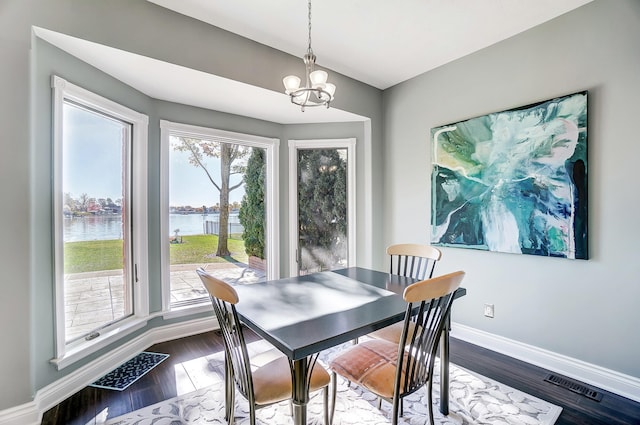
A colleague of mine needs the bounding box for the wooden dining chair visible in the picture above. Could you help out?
[328,271,465,425]
[197,268,331,425]
[368,243,442,344]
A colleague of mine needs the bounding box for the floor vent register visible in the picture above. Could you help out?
[544,373,603,401]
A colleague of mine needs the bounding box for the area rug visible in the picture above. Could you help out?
[91,352,170,391]
[104,342,561,424]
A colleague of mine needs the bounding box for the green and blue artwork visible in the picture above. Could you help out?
[431,92,588,259]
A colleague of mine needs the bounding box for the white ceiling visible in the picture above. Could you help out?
[148,0,593,90]
[35,0,592,124]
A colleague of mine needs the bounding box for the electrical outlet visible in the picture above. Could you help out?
[484,303,495,318]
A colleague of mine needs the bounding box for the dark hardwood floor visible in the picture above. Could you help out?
[449,340,640,425]
[41,331,640,425]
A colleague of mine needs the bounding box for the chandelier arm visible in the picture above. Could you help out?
[289,87,332,107]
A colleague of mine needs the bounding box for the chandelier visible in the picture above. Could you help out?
[283,0,336,111]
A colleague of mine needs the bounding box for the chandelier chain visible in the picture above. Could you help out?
[307,0,313,55]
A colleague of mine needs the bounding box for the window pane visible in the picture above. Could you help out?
[62,101,132,343]
[168,137,265,308]
[297,148,348,275]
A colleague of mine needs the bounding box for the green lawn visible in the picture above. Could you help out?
[170,234,247,265]
[64,234,247,274]
[64,239,124,274]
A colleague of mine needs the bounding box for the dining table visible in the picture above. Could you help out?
[234,266,466,425]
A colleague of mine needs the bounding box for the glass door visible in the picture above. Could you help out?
[289,139,356,276]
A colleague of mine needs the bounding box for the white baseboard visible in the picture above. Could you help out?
[0,316,217,425]
[451,322,640,403]
[0,402,39,425]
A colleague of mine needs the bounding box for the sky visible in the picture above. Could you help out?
[63,103,245,206]
[169,138,245,206]
[63,103,125,201]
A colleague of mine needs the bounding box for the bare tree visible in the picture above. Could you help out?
[173,137,248,257]
[78,193,90,212]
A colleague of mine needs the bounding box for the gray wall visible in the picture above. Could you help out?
[383,0,640,378]
[0,0,382,410]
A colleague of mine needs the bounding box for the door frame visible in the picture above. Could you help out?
[288,138,356,276]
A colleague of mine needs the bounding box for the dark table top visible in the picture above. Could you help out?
[234,267,465,361]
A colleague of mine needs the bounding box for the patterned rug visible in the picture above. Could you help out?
[91,352,170,391]
[104,341,561,424]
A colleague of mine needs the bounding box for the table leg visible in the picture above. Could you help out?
[439,313,451,415]
[290,355,318,425]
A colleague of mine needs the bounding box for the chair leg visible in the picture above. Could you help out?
[229,392,235,425]
[391,396,400,425]
[249,403,256,425]
[224,358,233,422]
[323,386,329,425]
[427,379,435,425]
[329,372,338,425]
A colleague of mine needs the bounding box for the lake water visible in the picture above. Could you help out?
[64,213,242,242]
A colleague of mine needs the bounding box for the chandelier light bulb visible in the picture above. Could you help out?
[324,83,336,100]
[283,75,301,95]
[310,70,328,89]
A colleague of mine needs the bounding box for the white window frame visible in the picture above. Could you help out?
[51,75,149,369]
[288,138,357,277]
[160,120,280,317]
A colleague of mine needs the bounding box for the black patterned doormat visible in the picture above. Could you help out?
[90,352,169,391]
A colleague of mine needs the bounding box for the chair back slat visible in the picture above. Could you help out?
[387,244,441,280]
[394,271,464,398]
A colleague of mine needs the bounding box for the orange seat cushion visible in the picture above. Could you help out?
[368,321,420,345]
[329,339,406,399]
[252,355,330,405]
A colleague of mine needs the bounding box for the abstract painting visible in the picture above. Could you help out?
[431,92,588,259]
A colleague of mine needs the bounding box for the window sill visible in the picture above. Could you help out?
[50,316,149,370]
[162,302,212,320]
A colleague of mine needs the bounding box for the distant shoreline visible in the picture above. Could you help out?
[63,212,242,243]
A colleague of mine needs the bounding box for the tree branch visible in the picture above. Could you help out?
[184,141,221,192]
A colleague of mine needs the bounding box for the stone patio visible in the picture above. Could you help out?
[64,263,265,341]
